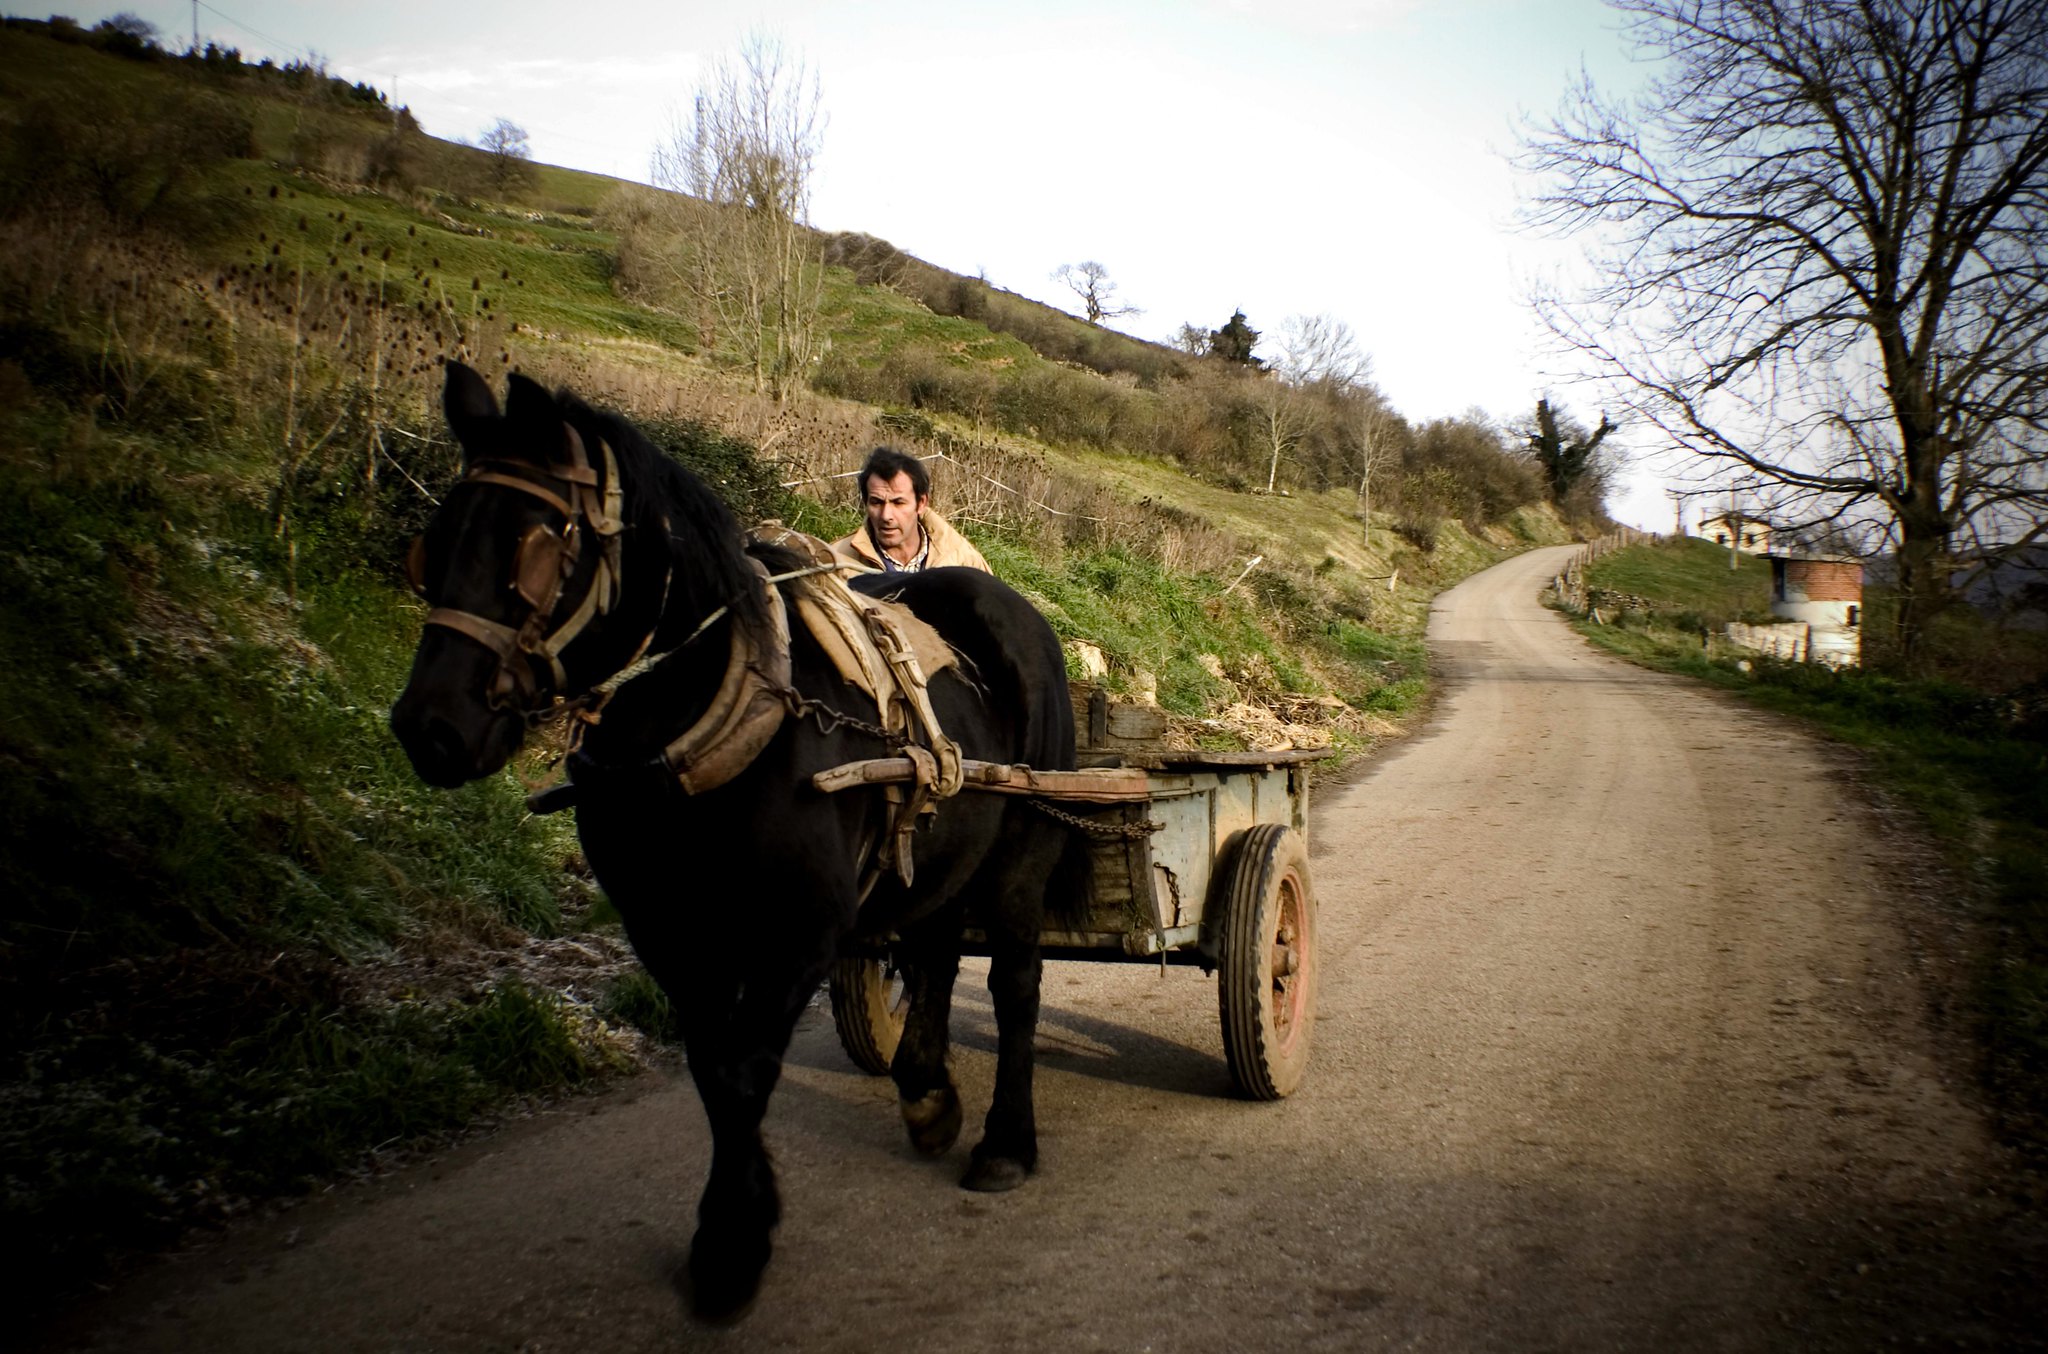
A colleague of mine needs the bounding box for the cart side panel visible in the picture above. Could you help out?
[1141,766,1298,932]
[1142,780,1210,932]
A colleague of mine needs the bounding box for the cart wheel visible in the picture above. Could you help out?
[1217,824,1317,1099]
[829,956,907,1075]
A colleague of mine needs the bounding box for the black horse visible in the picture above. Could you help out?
[391,364,1076,1319]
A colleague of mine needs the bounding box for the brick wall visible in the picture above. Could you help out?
[1783,559,1861,602]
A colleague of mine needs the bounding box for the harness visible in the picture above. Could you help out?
[575,528,968,896]
[407,423,650,720]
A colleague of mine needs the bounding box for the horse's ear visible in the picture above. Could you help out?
[503,371,574,467]
[503,371,557,423]
[443,362,499,460]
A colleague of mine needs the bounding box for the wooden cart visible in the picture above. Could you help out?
[829,690,1328,1100]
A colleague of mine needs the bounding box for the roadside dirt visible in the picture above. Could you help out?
[32,545,2046,1352]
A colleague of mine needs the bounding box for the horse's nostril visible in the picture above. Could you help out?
[424,718,467,769]
[394,705,476,787]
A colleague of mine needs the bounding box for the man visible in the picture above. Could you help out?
[831,446,991,574]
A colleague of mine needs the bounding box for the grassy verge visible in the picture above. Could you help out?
[1577,541,2048,1157]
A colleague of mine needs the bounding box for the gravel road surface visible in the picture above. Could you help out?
[36,544,2046,1352]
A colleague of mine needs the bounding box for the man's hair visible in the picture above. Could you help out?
[857,445,929,502]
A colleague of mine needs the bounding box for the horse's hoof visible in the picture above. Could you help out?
[960,1150,1031,1193]
[900,1088,963,1156]
[687,1234,768,1324]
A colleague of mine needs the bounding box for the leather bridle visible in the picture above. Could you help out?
[407,422,648,723]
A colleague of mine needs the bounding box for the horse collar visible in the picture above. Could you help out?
[649,558,795,795]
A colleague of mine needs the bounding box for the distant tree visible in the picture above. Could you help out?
[366,111,427,191]
[479,117,533,194]
[1052,261,1140,326]
[1253,311,1368,491]
[1208,309,1260,365]
[652,34,827,400]
[1349,391,1401,519]
[1168,322,1209,357]
[1271,313,1368,391]
[1251,315,1370,493]
[1522,397,1616,509]
[98,13,157,44]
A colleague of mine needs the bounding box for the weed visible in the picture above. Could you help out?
[600,970,683,1045]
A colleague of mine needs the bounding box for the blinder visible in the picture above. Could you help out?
[513,520,579,610]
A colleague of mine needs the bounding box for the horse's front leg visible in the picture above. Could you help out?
[962,817,1066,1192]
[645,917,837,1322]
[963,922,1043,1192]
[890,918,964,1157]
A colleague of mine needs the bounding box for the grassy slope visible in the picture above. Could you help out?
[1579,539,2048,1160]
[1585,535,1773,620]
[0,25,1574,1299]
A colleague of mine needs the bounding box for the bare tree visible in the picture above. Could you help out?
[478,117,532,194]
[653,35,826,400]
[1052,261,1140,326]
[1349,389,1401,519]
[1168,322,1209,357]
[1272,313,1369,392]
[1254,315,1371,493]
[1520,0,2048,664]
[1255,382,1314,494]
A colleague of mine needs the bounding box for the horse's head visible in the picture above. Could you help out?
[391,362,637,787]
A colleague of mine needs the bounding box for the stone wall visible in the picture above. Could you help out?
[1726,620,1811,662]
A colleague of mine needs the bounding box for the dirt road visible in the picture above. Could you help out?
[37,545,2044,1352]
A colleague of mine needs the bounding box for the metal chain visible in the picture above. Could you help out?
[1029,799,1162,838]
[775,686,910,748]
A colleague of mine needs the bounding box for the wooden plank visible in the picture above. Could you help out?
[1149,748,1335,769]
[1070,681,1169,752]
[811,757,1155,802]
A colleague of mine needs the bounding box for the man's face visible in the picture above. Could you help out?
[863,470,927,562]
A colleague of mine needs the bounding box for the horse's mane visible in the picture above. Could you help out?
[553,389,788,639]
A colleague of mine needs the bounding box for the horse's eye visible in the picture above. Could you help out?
[405,534,430,598]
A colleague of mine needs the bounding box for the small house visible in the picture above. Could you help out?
[1697,511,1773,554]
[1767,551,1863,667]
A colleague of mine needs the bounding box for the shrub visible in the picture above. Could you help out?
[1,86,254,232]
[1393,515,1441,552]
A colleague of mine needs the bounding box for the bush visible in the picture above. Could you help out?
[0,86,254,231]
[1392,515,1441,553]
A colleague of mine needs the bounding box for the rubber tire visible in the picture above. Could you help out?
[829,955,907,1075]
[1217,824,1317,1099]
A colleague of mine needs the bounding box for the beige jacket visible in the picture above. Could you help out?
[831,508,991,575]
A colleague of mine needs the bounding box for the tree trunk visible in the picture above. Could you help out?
[1891,500,1950,671]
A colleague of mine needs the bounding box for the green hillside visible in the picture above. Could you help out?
[0,18,1574,1305]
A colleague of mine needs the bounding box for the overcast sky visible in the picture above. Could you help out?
[41,0,1675,527]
